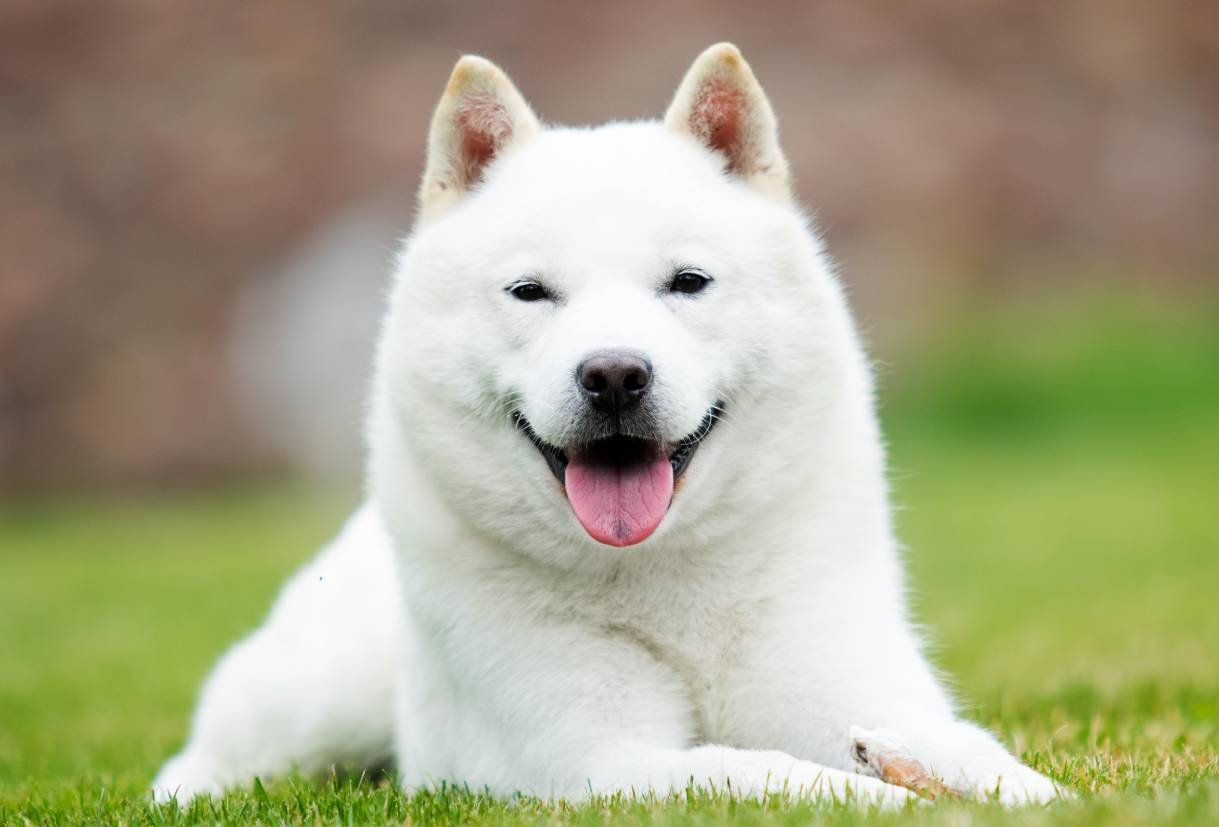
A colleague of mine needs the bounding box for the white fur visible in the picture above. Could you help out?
[154,44,1064,808]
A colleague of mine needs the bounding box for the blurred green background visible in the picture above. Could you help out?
[1,2,1217,824]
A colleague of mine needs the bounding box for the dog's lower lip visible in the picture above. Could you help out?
[512,404,723,485]
[511,412,568,482]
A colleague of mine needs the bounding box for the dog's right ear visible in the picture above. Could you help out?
[664,43,790,200]
[418,56,540,220]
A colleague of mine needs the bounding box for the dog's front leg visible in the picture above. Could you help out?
[593,744,919,806]
[831,610,1066,804]
[395,594,915,807]
[713,574,1065,805]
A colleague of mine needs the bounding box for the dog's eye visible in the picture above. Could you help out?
[507,281,549,302]
[669,269,712,295]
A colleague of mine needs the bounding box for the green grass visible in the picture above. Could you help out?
[2,294,1217,824]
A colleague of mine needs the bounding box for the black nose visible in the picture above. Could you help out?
[577,350,652,414]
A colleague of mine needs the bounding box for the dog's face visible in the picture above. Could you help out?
[375,45,862,560]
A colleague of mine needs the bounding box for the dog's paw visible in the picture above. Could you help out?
[967,764,1068,806]
[848,724,1070,807]
[713,748,920,809]
[824,773,923,809]
[850,725,957,800]
[775,755,921,809]
[151,752,226,805]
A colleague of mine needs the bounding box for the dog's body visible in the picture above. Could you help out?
[153,44,1061,807]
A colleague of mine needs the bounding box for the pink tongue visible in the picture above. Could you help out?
[564,452,674,547]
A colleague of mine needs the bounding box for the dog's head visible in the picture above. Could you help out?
[373,44,869,559]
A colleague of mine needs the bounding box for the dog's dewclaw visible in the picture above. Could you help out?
[850,726,957,801]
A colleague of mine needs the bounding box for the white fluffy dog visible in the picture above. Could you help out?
[154,43,1064,807]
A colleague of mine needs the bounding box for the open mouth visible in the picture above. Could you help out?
[512,404,722,548]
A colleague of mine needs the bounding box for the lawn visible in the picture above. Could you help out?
[2,294,1216,825]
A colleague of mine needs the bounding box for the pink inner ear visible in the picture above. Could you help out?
[690,80,746,172]
[457,94,513,187]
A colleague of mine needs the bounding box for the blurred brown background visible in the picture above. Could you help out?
[2,0,1217,490]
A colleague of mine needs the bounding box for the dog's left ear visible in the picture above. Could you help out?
[419,55,541,220]
[664,43,790,199]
